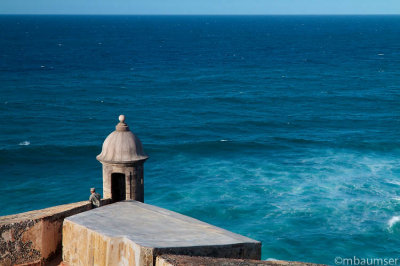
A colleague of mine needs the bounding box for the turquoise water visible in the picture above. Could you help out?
[1,15,400,264]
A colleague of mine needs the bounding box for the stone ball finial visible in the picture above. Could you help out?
[116,114,129,131]
[119,114,125,123]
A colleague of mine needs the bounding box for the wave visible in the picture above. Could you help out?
[0,141,278,163]
[388,216,400,229]
[0,144,101,163]
[386,180,400,186]
[2,138,400,156]
[146,140,282,156]
[0,143,99,151]
[274,137,400,153]
[272,136,328,145]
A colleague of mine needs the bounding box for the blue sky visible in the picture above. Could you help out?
[1,0,399,15]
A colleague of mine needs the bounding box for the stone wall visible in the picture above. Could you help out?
[156,255,326,266]
[0,199,111,266]
[62,223,139,266]
[62,200,261,266]
[63,220,261,266]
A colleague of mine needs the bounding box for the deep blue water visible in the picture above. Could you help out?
[1,15,400,264]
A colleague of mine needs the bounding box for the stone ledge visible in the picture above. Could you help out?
[0,199,112,225]
[0,199,112,266]
[0,201,91,225]
[156,255,327,266]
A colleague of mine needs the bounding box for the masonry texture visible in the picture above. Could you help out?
[0,199,111,266]
[63,200,261,266]
[156,255,327,266]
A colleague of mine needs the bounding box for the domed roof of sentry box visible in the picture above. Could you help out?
[96,115,148,164]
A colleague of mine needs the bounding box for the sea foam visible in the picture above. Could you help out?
[388,216,400,228]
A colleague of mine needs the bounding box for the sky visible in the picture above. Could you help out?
[0,0,399,15]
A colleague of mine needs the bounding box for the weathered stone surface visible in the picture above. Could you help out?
[156,255,327,266]
[63,200,261,266]
[0,199,112,266]
[14,260,42,266]
[101,163,145,202]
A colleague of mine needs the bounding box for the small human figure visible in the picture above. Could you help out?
[89,187,101,208]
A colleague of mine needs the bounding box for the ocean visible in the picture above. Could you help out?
[0,15,399,264]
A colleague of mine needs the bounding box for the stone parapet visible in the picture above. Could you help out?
[0,199,111,266]
[156,254,327,266]
[63,200,261,266]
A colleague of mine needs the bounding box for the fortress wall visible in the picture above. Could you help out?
[63,216,262,266]
[155,254,325,266]
[62,201,262,266]
[62,220,140,266]
[0,199,112,266]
